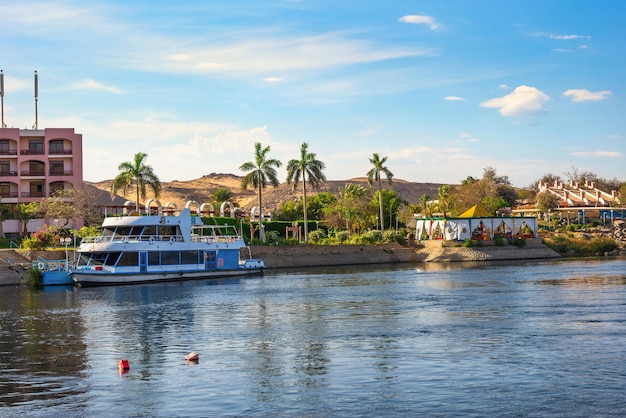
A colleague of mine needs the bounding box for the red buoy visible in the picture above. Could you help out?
[185,352,199,362]
[118,359,130,371]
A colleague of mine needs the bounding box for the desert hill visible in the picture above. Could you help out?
[88,173,442,212]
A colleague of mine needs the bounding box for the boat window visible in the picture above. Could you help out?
[161,251,180,265]
[181,251,200,264]
[148,251,160,265]
[117,252,138,266]
[103,252,122,266]
[158,225,178,239]
[129,226,142,239]
[143,225,156,239]
[116,226,131,237]
[76,253,92,267]
[102,228,114,237]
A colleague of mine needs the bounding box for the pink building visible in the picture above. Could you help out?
[0,127,83,234]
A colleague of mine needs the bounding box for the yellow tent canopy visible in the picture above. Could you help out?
[458,205,491,218]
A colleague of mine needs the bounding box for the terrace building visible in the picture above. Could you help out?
[0,127,83,234]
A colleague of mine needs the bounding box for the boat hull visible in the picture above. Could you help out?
[71,267,263,286]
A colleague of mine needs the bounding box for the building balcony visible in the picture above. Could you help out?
[49,170,74,176]
[0,192,19,198]
[0,150,18,156]
[20,170,45,177]
[21,192,45,198]
[20,150,45,155]
[0,171,18,177]
[48,148,73,155]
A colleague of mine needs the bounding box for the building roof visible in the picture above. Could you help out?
[458,205,491,218]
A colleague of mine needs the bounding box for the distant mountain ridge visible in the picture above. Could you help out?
[88,173,443,211]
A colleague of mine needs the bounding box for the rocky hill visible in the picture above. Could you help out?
[88,173,442,212]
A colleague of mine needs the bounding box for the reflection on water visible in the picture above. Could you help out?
[1,258,625,417]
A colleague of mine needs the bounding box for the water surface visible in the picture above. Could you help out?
[1,259,625,417]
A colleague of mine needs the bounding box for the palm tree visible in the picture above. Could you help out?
[240,142,282,241]
[211,187,234,208]
[110,152,161,213]
[437,184,451,218]
[286,143,326,242]
[366,153,393,233]
[337,183,369,233]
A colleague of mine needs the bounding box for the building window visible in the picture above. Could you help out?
[0,161,9,175]
[30,182,45,197]
[28,140,44,154]
[0,183,10,197]
[0,140,9,155]
[49,139,64,154]
[29,161,45,176]
[50,160,65,175]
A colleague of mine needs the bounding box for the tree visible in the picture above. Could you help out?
[286,143,326,242]
[15,203,37,236]
[536,191,560,214]
[366,153,393,233]
[437,185,451,218]
[211,187,234,209]
[330,184,370,233]
[418,194,434,218]
[110,152,161,213]
[240,142,282,242]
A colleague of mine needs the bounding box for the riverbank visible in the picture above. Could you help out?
[0,241,565,286]
[250,239,562,269]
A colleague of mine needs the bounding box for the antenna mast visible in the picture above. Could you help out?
[0,70,5,128]
[33,70,39,129]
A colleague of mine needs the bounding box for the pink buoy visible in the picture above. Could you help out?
[185,352,199,362]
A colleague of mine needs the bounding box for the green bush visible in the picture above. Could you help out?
[361,229,383,244]
[494,237,505,246]
[308,229,327,244]
[264,230,280,245]
[26,267,42,289]
[462,238,472,247]
[382,230,398,243]
[511,237,526,247]
[335,230,350,244]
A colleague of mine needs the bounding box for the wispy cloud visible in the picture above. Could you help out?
[531,32,591,40]
[66,79,125,94]
[398,15,439,30]
[444,96,466,101]
[570,150,623,157]
[562,89,612,102]
[480,85,549,117]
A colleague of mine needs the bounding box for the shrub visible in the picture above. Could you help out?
[264,230,280,245]
[462,238,473,247]
[26,267,42,289]
[335,230,350,244]
[494,237,505,246]
[308,229,327,244]
[383,230,398,243]
[361,229,383,244]
[511,237,526,247]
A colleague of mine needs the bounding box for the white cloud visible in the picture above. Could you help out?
[66,79,125,94]
[562,89,612,102]
[264,77,283,83]
[480,85,549,117]
[570,150,623,157]
[398,15,439,30]
[498,84,510,90]
[444,96,465,101]
[531,32,591,40]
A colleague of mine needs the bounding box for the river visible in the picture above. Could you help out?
[1,258,625,417]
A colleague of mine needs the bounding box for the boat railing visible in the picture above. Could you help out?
[33,258,70,272]
[191,235,240,244]
[80,234,184,244]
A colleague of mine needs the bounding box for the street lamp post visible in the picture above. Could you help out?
[62,237,72,269]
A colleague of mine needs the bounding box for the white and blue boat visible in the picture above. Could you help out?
[71,208,264,286]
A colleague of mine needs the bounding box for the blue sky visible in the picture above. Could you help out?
[1,0,624,188]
